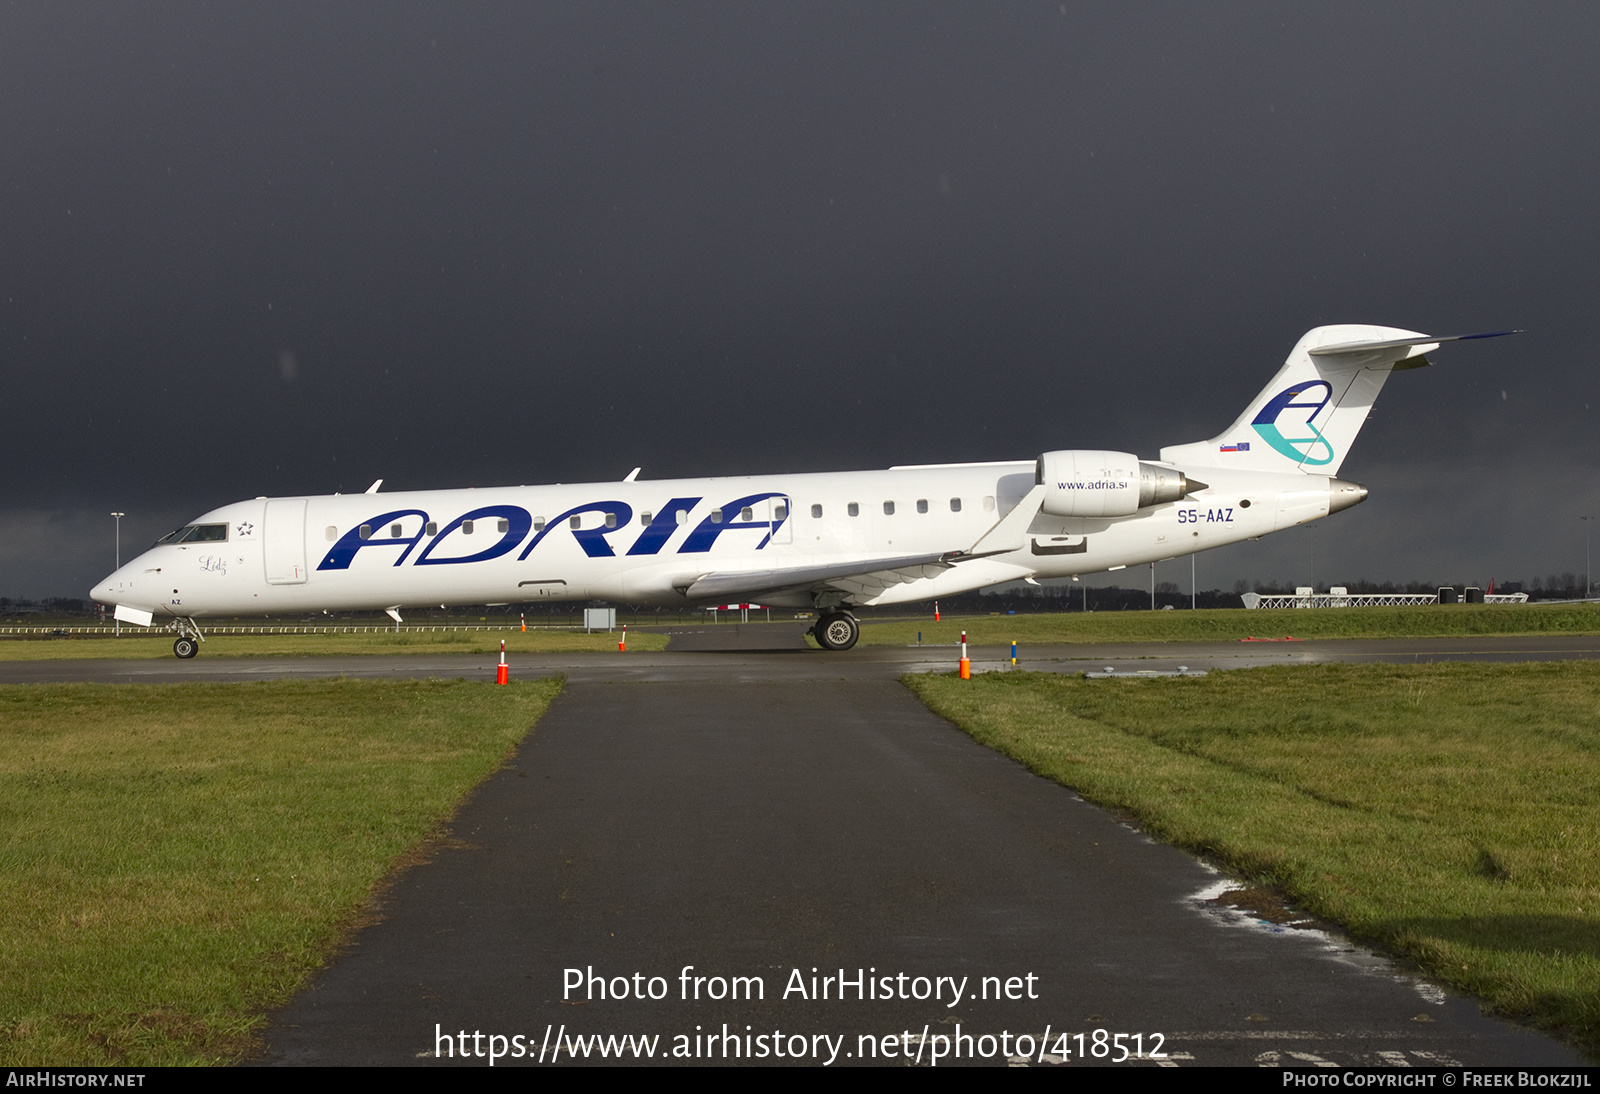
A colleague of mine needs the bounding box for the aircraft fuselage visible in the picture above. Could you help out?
[92,462,1336,619]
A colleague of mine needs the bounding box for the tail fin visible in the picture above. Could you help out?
[1159,325,1511,475]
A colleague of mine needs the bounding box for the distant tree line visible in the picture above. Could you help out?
[0,597,93,614]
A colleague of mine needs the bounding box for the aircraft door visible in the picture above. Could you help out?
[264,499,309,584]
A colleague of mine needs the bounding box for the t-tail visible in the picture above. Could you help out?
[1159,324,1517,475]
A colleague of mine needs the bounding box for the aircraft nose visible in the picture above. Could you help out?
[92,564,132,605]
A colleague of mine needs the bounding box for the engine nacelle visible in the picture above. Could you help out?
[1037,450,1192,518]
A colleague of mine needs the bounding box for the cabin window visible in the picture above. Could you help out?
[983,496,996,511]
[950,498,962,512]
[605,512,617,529]
[359,524,372,540]
[497,519,509,533]
[570,515,582,529]
[533,518,545,532]
[916,499,928,514]
[774,504,787,520]
[883,501,895,516]
[426,521,438,536]
[847,503,859,517]
[640,511,652,526]
[711,509,723,524]
[462,520,475,535]
[811,504,822,519]
[740,506,753,521]
[676,510,688,525]
[326,526,338,542]
[391,523,403,537]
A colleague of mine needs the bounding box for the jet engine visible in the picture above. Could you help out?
[1036,450,1194,518]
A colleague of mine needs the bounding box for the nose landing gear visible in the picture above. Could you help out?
[169,617,204,658]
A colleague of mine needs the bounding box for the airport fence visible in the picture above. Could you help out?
[0,623,582,636]
[1242,592,1530,609]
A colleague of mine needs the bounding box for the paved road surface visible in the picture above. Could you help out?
[6,630,1600,685]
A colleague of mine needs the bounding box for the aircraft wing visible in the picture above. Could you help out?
[678,484,1049,603]
[681,553,952,603]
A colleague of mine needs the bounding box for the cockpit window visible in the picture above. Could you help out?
[156,523,228,545]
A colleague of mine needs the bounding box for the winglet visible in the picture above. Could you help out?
[623,467,642,483]
[959,484,1046,559]
[365,479,383,494]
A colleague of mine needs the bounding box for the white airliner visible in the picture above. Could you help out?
[94,325,1511,658]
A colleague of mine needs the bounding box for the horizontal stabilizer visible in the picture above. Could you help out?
[1309,330,1520,357]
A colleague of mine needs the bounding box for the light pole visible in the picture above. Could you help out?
[110,513,124,635]
[1583,516,1594,598]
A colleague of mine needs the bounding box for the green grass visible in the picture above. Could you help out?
[865,603,1600,647]
[905,662,1600,1055]
[0,628,666,660]
[0,677,562,1065]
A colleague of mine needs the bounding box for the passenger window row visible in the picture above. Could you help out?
[321,495,994,545]
[806,497,985,518]
[331,518,517,542]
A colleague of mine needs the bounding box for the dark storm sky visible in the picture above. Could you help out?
[5,3,1599,597]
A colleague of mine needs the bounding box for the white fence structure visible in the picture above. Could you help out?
[0,623,579,636]
[1242,589,1529,609]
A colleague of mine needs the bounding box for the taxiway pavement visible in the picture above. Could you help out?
[256,672,1583,1067]
[5,630,1599,686]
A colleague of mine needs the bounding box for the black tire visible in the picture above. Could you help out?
[173,637,199,659]
[813,611,859,651]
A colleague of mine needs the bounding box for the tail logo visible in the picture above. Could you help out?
[1251,381,1334,465]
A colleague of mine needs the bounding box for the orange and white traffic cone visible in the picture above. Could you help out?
[959,630,970,680]
[619,625,627,652]
[934,600,941,623]
[497,639,509,685]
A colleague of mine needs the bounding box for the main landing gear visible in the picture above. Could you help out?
[170,617,203,659]
[811,610,860,651]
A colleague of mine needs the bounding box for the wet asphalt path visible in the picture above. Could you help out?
[243,633,1585,1067]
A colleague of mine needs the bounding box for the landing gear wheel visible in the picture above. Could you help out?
[813,611,860,651]
[173,637,199,659]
